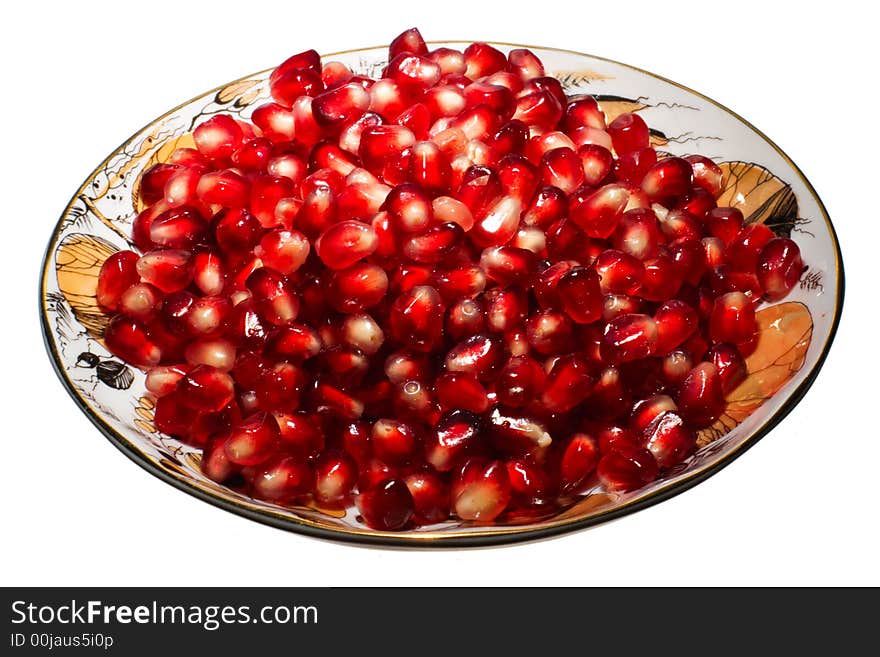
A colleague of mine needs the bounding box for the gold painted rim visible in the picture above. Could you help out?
[40,41,844,546]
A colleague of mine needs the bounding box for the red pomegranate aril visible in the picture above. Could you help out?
[224,412,280,466]
[482,286,527,334]
[185,295,230,336]
[642,411,696,468]
[641,157,693,201]
[710,291,757,344]
[185,337,236,370]
[389,27,428,59]
[639,251,684,302]
[464,81,515,117]
[597,444,659,492]
[193,114,243,161]
[558,433,600,494]
[433,263,486,302]
[145,363,190,397]
[255,361,305,412]
[706,342,748,393]
[97,251,141,312]
[139,163,182,206]
[135,249,192,294]
[594,249,644,295]
[246,267,299,326]
[452,458,511,521]
[727,222,775,272]
[265,324,322,360]
[190,251,224,296]
[570,183,629,238]
[445,297,487,341]
[706,207,744,246]
[603,294,645,322]
[659,209,703,244]
[389,285,444,352]
[163,168,202,208]
[403,222,464,263]
[250,175,295,227]
[270,66,324,107]
[479,246,537,287]
[614,147,658,186]
[670,239,707,286]
[312,450,358,505]
[274,411,324,457]
[341,313,385,355]
[496,355,546,408]
[177,364,235,412]
[232,137,273,171]
[539,146,585,194]
[196,169,249,208]
[654,299,699,354]
[541,353,594,413]
[462,43,507,79]
[357,478,414,530]
[390,263,433,295]
[661,349,694,386]
[685,154,724,196]
[533,260,578,309]
[385,52,441,91]
[757,237,803,301]
[578,144,614,186]
[602,313,659,363]
[104,315,162,367]
[513,89,563,132]
[312,82,371,129]
[525,310,573,355]
[435,372,490,414]
[426,409,482,472]
[607,113,649,154]
[557,266,603,324]
[371,418,419,465]
[612,208,663,261]
[382,182,433,233]
[252,455,312,503]
[201,435,240,483]
[153,391,199,438]
[630,394,678,434]
[403,470,450,524]
[562,96,606,132]
[676,362,725,428]
[315,220,378,270]
[326,263,388,313]
[506,458,551,506]
[445,333,503,380]
[470,195,522,247]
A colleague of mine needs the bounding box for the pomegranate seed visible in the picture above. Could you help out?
[541,353,594,412]
[539,147,584,194]
[480,246,537,287]
[404,470,450,524]
[562,96,606,131]
[312,82,371,129]
[197,169,250,208]
[403,222,464,262]
[315,220,378,270]
[470,195,522,247]
[570,183,629,238]
[577,144,614,186]
[594,249,644,295]
[597,445,659,492]
[513,89,563,131]
[433,263,486,301]
[710,291,757,344]
[661,349,694,386]
[641,157,693,201]
[654,299,698,354]
[185,337,236,370]
[506,458,552,507]
[445,333,503,380]
[452,458,511,521]
[676,362,725,428]
[359,124,416,175]
[341,313,385,355]
[426,409,482,472]
[557,266,603,324]
[136,249,193,293]
[685,154,724,196]
[445,297,487,341]
[389,285,444,352]
[639,251,684,302]
[104,315,162,367]
[431,195,473,230]
[481,286,526,334]
[558,433,600,493]
[265,324,322,361]
[97,251,141,312]
[224,412,279,466]
[607,113,649,154]
[435,372,490,414]
[757,237,803,301]
[727,223,775,272]
[356,478,414,530]
[326,262,388,313]
[253,455,313,502]
[310,450,357,505]
[525,310,573,355]
[706,207,744,246]
[246,267,299,326]
[496,355,545,408]
[193,114,243,161]
[177,365,235,412]
[706,342,747,393]
[642,411,696,468]
[602,314,658,363]
[488,407,552,456]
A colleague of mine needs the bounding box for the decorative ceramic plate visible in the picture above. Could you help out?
[40,42,844,546]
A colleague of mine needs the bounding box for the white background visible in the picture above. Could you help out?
[2,0,876,586]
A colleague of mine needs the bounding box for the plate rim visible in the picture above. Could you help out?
[39,41,846,548]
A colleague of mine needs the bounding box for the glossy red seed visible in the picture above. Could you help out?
[506,458,552,507]
[452,458,511,521]
[642,411,696,468]
[426,409,482,472]
[757,237,803,301]
[445,333,503,380]
[641,157,693,201]
[312,450,358,505]
[602,314,659,363]
[193,114,243,160]
[177,365,235,412]
[487,407,552,456]
[654,299,698,355]
[676,362,725,428]
[540,147,585,194]
[253,455,313,502]
[224,412,279,466]
[559,433,600,493]
[607,113,649,154]
[541,353,594,412]
[403,222,464,263]
[710,291,757,344]
[496,355,546,408]
[104,315,162,367]
[597,445,659,491]
[525,310,573,355]
[557,267,603,324]
[513,89,563,132]
[570,183,629,238]
[97,251,141,312]
[315,220,378,269]
[404,470,451,524]
[445,297,487,341]
[533,260,579,309]
[389,285,444,352]
[326,263,388,313]
[706,342,748,393]
[356,478,414,530]
[435,372,490,414]
[685,154,724,196]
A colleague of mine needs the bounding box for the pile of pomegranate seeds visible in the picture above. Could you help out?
[98,29,805,530]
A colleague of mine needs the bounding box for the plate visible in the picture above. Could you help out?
[40,42,844,546]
